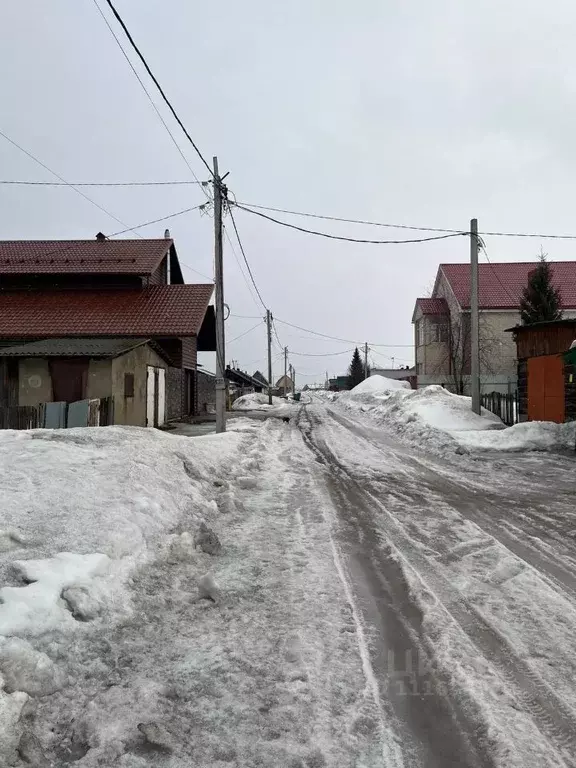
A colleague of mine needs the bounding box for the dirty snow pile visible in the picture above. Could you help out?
[0,425,244,766]
[339,379,502,453]
[231,392,290,411]
[456,419,576,452]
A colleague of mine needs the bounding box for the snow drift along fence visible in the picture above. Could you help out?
[481,390,518,427]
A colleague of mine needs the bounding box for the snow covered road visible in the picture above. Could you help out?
[297,402,576,767]
[2,403,576,766]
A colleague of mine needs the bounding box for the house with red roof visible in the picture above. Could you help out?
[0,233,215,427]
[412,261,576,394]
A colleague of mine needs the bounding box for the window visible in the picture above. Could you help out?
[431,322,449,343]
[124,373,135,398]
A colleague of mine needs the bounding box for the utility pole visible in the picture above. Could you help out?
[266,309,273,405]
[284,347,288,397]
[470,218,480,415]
[213,156,226,433]
[364,342,369,379]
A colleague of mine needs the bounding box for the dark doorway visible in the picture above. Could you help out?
[50,359,89,403]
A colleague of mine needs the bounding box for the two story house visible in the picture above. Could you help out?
[412,261,576,395]
[0,234,215,427]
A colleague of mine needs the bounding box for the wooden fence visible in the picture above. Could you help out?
[0,397,113,430]
[480,391,518,427]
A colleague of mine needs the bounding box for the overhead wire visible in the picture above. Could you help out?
[228,321,263,344]
[233,204,467,245]
[234,200,576,240]
[102,0,213,177]
[0,129,142,235]
[0,179,207,187]
[108,202,207,237]
[478,237,521,306]
[91,0,211,199]
[223,226,264,313]
[227,205,268,310]
[274,318,413,347]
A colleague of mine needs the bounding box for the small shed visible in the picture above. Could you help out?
[508,320,576,423]
[0,337,172,428]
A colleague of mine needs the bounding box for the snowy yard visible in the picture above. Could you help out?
[2,387,576,766]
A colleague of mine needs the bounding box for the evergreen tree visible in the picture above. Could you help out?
[348,347,365,389]
[520,253,563,325]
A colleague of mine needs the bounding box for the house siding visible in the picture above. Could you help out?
[111,345,167,427]
[148,256,168,286]
[197,370,216,414]
[18,359,52,406]
[166,367,184,421]
[86,359,112,400]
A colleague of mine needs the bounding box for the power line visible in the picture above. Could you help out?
[228,321,263,344]
[223,226,264,313]
[108,202,207,237]
[102,0,212,176]
[0,129,141,235]
[235,200,576,241]
[91,0,210,194]
[0,179,206,187]
[230,313,262,320]
[227,205,268,310]
[233,204,467,245]
[289,348,355,358]
[478,239,520,306]
[274,318,412,347]
[235,201,463,234]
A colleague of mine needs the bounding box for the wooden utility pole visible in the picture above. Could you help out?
[266,309,273,405]
[284,347,288,396]
[213,157,226,433]
[470,218,480,415]
[364,342,369,379]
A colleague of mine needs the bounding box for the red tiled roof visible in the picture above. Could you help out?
[0,239,173,274]
[0,285,213,337]
[440,261,576,309]
[414,297,449,315]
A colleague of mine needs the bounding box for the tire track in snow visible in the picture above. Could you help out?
[305,406,576,767]
[298,407,492,768]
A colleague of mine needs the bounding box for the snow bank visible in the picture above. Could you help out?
[350,374,411,395]
[456,420,576,453]
[0,426,242,633]
[339,385,502,453]
[232,393,289,411]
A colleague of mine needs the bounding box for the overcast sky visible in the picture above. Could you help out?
[2,1,576,383]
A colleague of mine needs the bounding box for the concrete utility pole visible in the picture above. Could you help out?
[284,347,288,397]
[213,156,226,433]
[364,342,369,379]
[470,218,480,415]
[266,309,273,405]
[292,367,296,395]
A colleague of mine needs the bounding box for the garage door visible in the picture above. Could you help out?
[527,355,565,423]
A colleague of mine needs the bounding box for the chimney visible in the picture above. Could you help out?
[164,229,171,239]
[96,232,106,242]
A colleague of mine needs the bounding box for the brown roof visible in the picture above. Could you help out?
[0,239,173,275]
[414,298,449,315]
[439,261,576,309]
[0,285,213,338]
